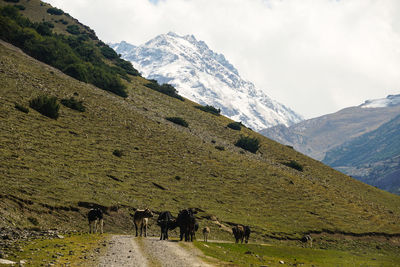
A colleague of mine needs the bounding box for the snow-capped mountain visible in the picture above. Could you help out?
[110,32,303,131]
[360,94,400,108]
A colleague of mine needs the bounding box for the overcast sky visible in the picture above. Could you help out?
[43,0,400,119]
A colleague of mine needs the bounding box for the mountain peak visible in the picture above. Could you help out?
[110,34,303,130]
[360,94,400,108]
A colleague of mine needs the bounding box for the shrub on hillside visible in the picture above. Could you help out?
[166,117,188,127]
[0,6,133,98]
[145,80,184,101]
[195,105,221,116]
[227,122,242,131]
[283,160,304,172]
[4,0,19,2]
[61,97,85,112]
[235,135,260,153]
[113,149,123,157]
[47,7,63,15]
[215,146,225,151]
[29,95,60,119]
[14,103,29,113]
[66,24,80,35]
[14,5,25,10]
[100,45,119,60]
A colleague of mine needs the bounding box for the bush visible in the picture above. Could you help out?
[215,146,225,151]
[14,103,29,113]
[29,95,60,119]
[283,160,304,172]
[113,149,123,157]
[14,5,25,10]
[66,24,80,35]
[227,122,242,131]
[166,117,188,127]
[195,105,221,116]
[47,7,64,15]
[4,0,19,2]
[145,80,184,101]
[100,45,119,59]
[235,135,260,153]
[27,216,39,226]
[61,97,85,112]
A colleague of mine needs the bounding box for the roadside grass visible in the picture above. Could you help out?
[194,241,400,267]
[5,233,107,266]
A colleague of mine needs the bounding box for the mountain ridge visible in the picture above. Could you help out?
[110,33,303,131]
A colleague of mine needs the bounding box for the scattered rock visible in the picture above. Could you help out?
[279,260,285,264]
[0,258,16,265]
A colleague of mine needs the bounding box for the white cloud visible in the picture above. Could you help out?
[43,0,400,118]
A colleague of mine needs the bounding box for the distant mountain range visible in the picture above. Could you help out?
[110,33,303,131]
[323,113,400,194]
[262,94,400,194]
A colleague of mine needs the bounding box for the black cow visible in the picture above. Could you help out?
[244,226,251,243]
[232,225,245,243]
[88,208,103,234]
[176,208,198,242]
[157,211,177,240]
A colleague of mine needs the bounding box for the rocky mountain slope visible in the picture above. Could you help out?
[261,95,400,161]
[110,33,303,131]
[261,95,400,194]
[323,113,400,194]
[1,1,400,242]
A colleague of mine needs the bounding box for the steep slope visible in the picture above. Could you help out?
[323,114,400,194]
[1,1,400,242]
[110,34,303,131]
[261,96,400,161]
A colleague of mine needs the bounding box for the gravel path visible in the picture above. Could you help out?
[98,235,213,267]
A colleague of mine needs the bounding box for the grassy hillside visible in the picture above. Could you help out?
[1,0,400,244]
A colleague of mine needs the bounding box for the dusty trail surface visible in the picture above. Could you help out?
[98,235,212,267]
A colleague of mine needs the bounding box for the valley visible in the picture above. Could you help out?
[0,1,400,266]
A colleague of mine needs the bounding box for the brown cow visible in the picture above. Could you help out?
[232,225,245,243]
[133,208,153,237]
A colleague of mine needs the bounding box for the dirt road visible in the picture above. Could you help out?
[98,235,213,267]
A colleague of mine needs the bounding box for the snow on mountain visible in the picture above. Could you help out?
[360,94,400,108]
[110,32,303,130]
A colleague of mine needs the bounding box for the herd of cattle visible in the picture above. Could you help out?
[87,207,251,243]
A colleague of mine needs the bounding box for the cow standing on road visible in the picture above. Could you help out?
[133,208,153,237]
[157,211,177,240]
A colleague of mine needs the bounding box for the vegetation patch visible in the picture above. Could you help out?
[112,149,123,157]
[3,0,19,3]
[195,241,400,267]
[283,160,304,172]
[6,233,106,266]
[46,7,63,15]
[144,80,184,101]
[29,95,60,119]
[0,5,139,98]
[227,121,242,131]
[66,24,80,35]
[61,97,85,112]
[14,103,29,113]
[215,145,225,151]
[235,135,260,153]
[166,117,188,127]
[195,104,221,116]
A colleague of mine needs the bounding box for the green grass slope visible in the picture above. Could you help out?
[1,0,400,243]
[1,40,400,241]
